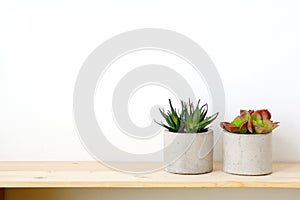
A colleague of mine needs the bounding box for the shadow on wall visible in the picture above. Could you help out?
[213,129,223,161]
[272,129,298,162]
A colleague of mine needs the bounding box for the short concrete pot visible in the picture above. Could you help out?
[164,129,213,175]
[223,131,272,176]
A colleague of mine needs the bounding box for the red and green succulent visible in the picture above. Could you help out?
[221,109,279,134]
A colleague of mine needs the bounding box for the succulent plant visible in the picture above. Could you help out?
[155,99,218,133]
[156,99,183,132]
[221,109,279,134]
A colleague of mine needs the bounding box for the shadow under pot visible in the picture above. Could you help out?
[223,131,272,176]
[164,129,214,175]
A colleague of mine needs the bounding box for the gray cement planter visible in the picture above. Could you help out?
[223,131,272,176]
[164,129,213,175]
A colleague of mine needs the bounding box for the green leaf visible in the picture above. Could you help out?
[155,99,218,133]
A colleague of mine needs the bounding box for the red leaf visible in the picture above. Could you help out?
[255,109,271,119]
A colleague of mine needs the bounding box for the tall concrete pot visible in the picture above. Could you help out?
[164,129,213,175]
[223,131,272,176]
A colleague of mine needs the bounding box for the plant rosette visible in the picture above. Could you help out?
[221,109,279,176]
[155,99,218,175]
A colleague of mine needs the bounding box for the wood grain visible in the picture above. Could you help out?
[0,188,4,200]
[0,162,300,188]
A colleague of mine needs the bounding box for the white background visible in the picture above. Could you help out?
[1,0,300,162]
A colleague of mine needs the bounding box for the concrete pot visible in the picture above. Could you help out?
[164,129,213,175]
[223,131,272,176]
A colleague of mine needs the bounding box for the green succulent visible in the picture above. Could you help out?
[155,99,218,133]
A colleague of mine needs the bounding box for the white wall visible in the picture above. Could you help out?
[1,0,300,162]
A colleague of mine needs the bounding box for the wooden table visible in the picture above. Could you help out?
[1,162,300,200]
